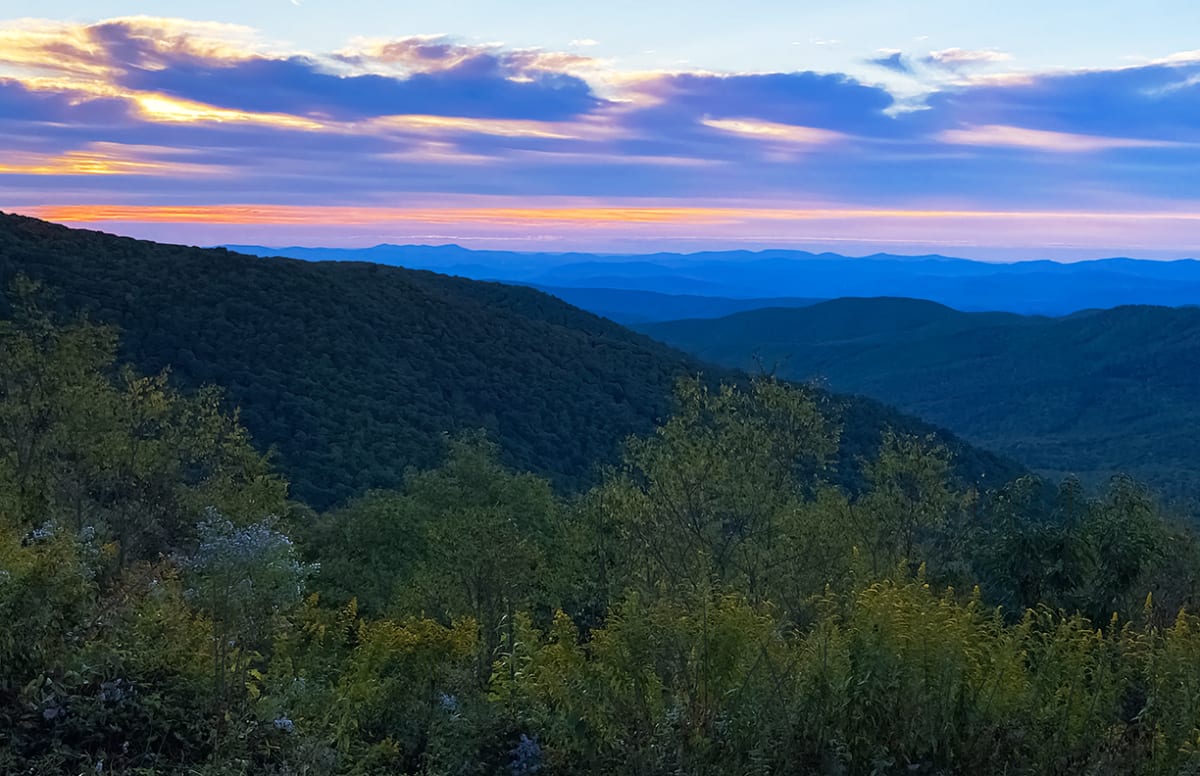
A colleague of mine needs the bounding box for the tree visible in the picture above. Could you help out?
[0,277,114,524]
[1074,474,1166,621]
[392,435,563,680]
[855,430,958,574]
[0,280,286,562]
[599,378,838,600]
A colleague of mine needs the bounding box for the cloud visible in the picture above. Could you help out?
[0,20,604,122]
[922,60,1200,142]
[0,17,267,80]
[1152,50,1200,65]
[341,35,481,70]
[868,51,912,74]
[338,35,600,80]
[0,78,134,126]
[340,35,597,75]
[120,54,602,121]
[938,124,1183,152]
[700,118,845,145]
[925,48,1013,70]
[2,16,1200,255]
[623,71,897,135]
[0,142,231,176]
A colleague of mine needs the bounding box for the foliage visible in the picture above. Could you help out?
[181,511,316,724]
[0,278,286,562]
[8,267,1200,774]
[854,429,959,574]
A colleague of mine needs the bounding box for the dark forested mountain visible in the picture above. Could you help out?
[0,213,1020,507]
[229,243,1200,316]
[641,297,1200,500]
[526,286,822,324]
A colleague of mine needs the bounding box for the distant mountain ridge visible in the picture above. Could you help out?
[0,213,1022,507]
[640,297,1200,502]
[226,243,1200,316]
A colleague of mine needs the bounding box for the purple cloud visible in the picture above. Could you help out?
[0,79,134,126]
[922,62,1200,141]
[630,71,897,134]
[118,54,601,121]
[73,20,605,122]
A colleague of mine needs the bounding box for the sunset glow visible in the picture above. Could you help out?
[37,204,1200,227]
[2,5,1199,256]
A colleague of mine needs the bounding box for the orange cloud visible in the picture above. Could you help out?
[0,16,263,79]
[0,144,228,176]
[0,20,114,78]
[131,93,327,129]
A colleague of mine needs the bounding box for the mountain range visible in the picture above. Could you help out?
[227,243,1200,317]
[641,297,1200,502]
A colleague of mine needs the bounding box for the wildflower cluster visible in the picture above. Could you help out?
[509,734,542,775]
[181,508,318,622]
[25,521,57,545]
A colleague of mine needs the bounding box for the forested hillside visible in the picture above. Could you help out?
[0,213,1019,507]
[526,286,822,325]
[641,297,1200,501]
[6,300,1200,774]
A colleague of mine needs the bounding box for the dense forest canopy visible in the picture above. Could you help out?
[641,297,1200,505]
[0,213,1021,508]
[6,286,1200,775]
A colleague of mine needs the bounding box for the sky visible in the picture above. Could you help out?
[1,0,1198,259]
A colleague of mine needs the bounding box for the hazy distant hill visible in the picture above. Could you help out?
[229,243,1200,316]
[2,214,1021,507]
[641,298,1200,500]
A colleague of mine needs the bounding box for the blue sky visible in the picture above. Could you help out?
[1,1,1198,258]
[16,0,1200,76]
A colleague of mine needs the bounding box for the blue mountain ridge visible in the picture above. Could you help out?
[224,244,1200,318]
